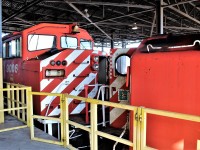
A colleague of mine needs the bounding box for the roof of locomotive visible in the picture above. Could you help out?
[138,33,200,53]
[2,23,92,41]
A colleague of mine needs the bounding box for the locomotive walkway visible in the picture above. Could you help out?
[0,115,68,150]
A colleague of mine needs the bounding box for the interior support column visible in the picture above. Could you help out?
[156,0,164,34]
[0,0,4,123]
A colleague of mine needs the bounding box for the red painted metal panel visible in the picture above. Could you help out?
[131,49,200,149]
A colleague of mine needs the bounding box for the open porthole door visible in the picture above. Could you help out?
[109,48,136,128]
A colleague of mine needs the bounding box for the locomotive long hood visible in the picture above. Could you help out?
[139,33,200,53]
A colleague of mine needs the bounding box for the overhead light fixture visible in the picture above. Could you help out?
[84,9,90,18]
[132,23,138,30]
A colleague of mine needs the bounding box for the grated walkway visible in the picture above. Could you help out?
[0,115,68,150]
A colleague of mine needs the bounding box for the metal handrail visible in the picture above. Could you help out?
[0,83,31,132]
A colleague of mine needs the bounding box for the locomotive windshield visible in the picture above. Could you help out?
[80,39,92,50]
[61,36,78,49]
[28,34,55,51]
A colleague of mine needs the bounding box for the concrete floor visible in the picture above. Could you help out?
[0,115,68,150]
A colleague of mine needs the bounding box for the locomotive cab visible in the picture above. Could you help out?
[3,23,101,118]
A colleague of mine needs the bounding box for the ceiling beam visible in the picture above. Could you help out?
[3,10,34,26]
[82,9,154,27]
[162,0,198,8]
[3,0,42,23]
[96,22,199,30]
[106,8,152,24]
[189,1,200,12]
[46,0,154,9]
[65,0,112,39]
[14,17,35,25]
[165,2,200,25]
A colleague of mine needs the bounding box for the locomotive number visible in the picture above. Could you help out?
[6,64,18,74]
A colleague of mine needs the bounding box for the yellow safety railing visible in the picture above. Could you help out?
[2,85,200,150]
[138,107,200,150]
[0,82,32,132]
[29,92,66,146]
[64,94,138,150]
[30,93,200,150]
[28,92,138,149]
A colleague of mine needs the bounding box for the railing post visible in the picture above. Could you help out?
[60,94,67,147]
[7,83,11,114]
[16,88,20,119]
[29,90,34,139]
[64,94,69,148]
[140,107,147,149]
[11,85,15,115]
[90,102,98,150]
[26,87,32,127]
[132,108,138,150]
[136,107,142,150]
[21,89,25,121]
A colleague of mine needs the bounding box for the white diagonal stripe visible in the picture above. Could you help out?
[109,76,126,96]
[67,73,97,104]
[40,79,54,91]
[70,84,98,114]
[48,73,97,116]
[110,101,128,124]
[48,106,60,116]
[41,55,90,111]
[40,50,84,91]
[40,52,61,72]
[65,50,84,66]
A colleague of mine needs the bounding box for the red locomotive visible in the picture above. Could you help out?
[2,23,104,135]
[3,23,200,149]
[130,34,200,150]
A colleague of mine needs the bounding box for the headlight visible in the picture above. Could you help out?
[93,56,99,62]
[92,63,99,71]
[62,60,67,66]
[45,69,65,77]
[56,60,61,66]
[50,60,55,66]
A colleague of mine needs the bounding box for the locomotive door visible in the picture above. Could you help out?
[109,48,135,128]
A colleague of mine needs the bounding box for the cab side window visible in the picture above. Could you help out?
[3,37,22,58]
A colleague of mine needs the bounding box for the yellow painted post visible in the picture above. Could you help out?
[133,108,138,150]
[21,89,25,121]
[136,107,141,150]
[140,108,147,149]
[11,85,15,115]
[90,102,98,150]
[16,88,20,119]
[29,91,34,139]
[0,58,4,123]
[64,94,69,148]
[26,87,32,127]
[7,83,11,114]
[60,94,66,147]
